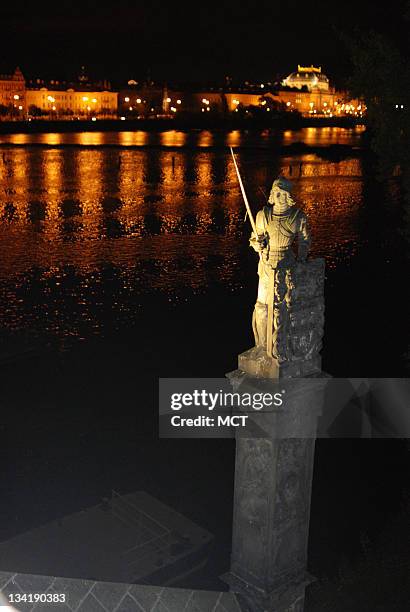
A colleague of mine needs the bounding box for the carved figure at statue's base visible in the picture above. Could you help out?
[240,259,325,379]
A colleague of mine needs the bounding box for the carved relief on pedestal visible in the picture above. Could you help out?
[233,438,272,582]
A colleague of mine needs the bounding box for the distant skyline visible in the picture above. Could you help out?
[1,1,408,86]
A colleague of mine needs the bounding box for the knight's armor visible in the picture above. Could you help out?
[250,177,311,360]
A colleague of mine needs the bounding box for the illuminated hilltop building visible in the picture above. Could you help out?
[282,65,330,92]
[193,65,364,118]
[277,65,364,116]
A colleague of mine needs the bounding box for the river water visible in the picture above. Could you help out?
[2,125,407,366]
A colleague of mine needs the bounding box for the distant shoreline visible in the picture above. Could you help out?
[0,116,364,134]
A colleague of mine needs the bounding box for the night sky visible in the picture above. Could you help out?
[1,1,409,85]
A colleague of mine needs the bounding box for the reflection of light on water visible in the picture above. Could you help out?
[76,150,104,243]
[279,155,362,179]
[42,150,63,244]
[160,131,187,147]
[1,133,31,145]
[39,133,63,146]
[75,132,105,146]
[197,131,214,147]
[0,126,367,149]
[282,126,365,147]
[0,140,386,343]
[196,152,213,193]
[226,131,242,147]
[118,131,149,146]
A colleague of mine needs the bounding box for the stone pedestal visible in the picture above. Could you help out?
[222,373,326,612]
[242,259,325,379]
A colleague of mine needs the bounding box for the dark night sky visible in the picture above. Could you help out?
[1,1,409,85]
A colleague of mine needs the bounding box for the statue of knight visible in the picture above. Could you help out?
[230,147,324,378]
[249,176,310,362]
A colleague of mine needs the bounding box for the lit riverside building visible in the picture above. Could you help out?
[162,65,364,119]
[0,64,363,120]
[0,67,26,118]
[26,79,117,120]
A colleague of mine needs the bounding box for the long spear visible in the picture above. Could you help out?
[230,147,258,236]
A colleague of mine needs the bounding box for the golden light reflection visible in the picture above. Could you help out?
[38,133,63,146]
[0,149,30,223]
[226,131,242,148]
[197,131,214,147]
[0,136,372,341]
[76,150,104,244]
[42,149,63,235]
[159,131,187,147]
[118,131,149,147]
[74,132,105,146]
[282,126,365,147]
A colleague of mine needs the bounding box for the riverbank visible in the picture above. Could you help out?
[0,115,363,134]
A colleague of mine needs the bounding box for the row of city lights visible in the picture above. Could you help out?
[9,89,372,118]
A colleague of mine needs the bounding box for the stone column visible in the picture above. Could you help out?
[223,375,325,612]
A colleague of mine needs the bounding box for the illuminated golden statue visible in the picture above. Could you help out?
[230,148,324,378]
[249,177,311,362]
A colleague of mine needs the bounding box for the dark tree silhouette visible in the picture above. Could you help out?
[343,9,410,195]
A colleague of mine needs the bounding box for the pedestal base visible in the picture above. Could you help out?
[222,570,314,612]
[238,346,321,380]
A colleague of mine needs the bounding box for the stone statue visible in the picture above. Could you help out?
[229,147,324,378]
[238,175,325,378]
[249,177,311,362]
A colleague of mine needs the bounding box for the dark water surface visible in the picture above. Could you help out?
[0,126,398,352]
[1,128,409,604]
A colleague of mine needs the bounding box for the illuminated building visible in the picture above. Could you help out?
[26,85,117,118]
[185,65,365,118]
[282,65,330,91]
[0,67,26,117]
